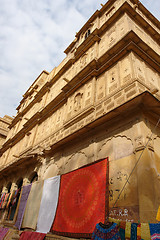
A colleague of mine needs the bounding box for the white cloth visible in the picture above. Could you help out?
[36,175,60,234]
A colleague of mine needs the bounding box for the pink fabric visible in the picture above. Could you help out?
[0,227,9,240]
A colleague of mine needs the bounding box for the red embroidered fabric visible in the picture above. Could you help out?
[52,158,109,238]
[19,231,46,240]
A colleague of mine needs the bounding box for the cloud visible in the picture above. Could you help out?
[0,0,159,117]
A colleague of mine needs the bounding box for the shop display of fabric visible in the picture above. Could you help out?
[15,184,32,230]
[156,206,160,222]
[125,222,131,239]
[36,176,60,234]
[52,158,109,238]
[1,193,10,209]
[3,229,16,240]
[11,189,20,205]
[137,224,141,240]
[21,181,43,230]
[130,223,137,240]
[19,231,46,240]
[119,221,126,240]
[141,223,151,240]
[91,222,121,240]
[0,193,5,209]
[149,223,160,240]
[0,227,9,240]
[6,191,14,209]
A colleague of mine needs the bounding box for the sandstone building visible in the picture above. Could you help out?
[0,0,160,237]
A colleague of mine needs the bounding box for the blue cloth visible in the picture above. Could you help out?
[131,223,138,240]
[149,223,160,240]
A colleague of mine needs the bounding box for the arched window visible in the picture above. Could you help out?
[84,29,91,40]
[30,172,38,183]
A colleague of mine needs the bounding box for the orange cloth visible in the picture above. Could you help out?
[52,158,109,238]
[156,206,160,221]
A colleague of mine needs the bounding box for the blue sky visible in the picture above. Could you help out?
[0,0,159,117]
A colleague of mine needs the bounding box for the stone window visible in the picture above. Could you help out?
[84,29,91,40]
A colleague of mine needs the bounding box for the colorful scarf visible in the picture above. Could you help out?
[91,222,121,240]
[15,184,32,230]
[0,227,9,240]
[52,158,109,238]
[141,223,151,240]
[149,223,160,240]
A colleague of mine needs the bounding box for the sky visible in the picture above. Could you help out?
[0,0,159,117]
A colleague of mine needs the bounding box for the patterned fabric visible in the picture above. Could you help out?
[130,223,137,240]
[52,158,109,238]
[6,192,14,209]
[15,184,32,230]
[119,221,126,240]
[156,206,160,222]
[125,222,131,239]
[0,227,9,240]
[91,222,121,240]
[141,223,151,240]
[3,229,16,240]
[137,224,141,240]
[19,231,46,240]
[149,223,160,240]
[0,193,5,209]
[1,193,10,209]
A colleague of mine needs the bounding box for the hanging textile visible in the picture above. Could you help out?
[0,193,6,209]
[149,223,160,240]
[19,231,46,240]
[21,181,43,230]
[156,206,160,222]
[15,184,32,230]
[52,158,109,238]
[6,191,15,209]
[141,223,151,240]
[0,227,9,240]
[36,176,60,234]
[1,193,10,209]
[3,229,16,240]
[130,223,137,240]
[119,221,126,240]
[137,224,141,240]
[125,222,131,240]
[91,222,121,240]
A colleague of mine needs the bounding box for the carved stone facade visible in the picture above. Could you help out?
[0,0,160,239]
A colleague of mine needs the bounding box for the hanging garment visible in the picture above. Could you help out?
[21,181,43,230]
[36,175,60,234]
[15,184,32,230]
[130,223,138,240]
[0,227,9,240]
[3,229,16,240]
[91,222,121,240]
[137,224,141,240]
[119,221,126,240]
[149,223,160,240]
[0,193,6,209]
[125,222,131,240]
[6,191,14,209]
[1,193,10,209]
[141,223,151,240]
[156,206,160,222]
[19,231,46,240]
[52,158,109,239]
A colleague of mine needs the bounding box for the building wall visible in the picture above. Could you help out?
[0,0,159,229]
